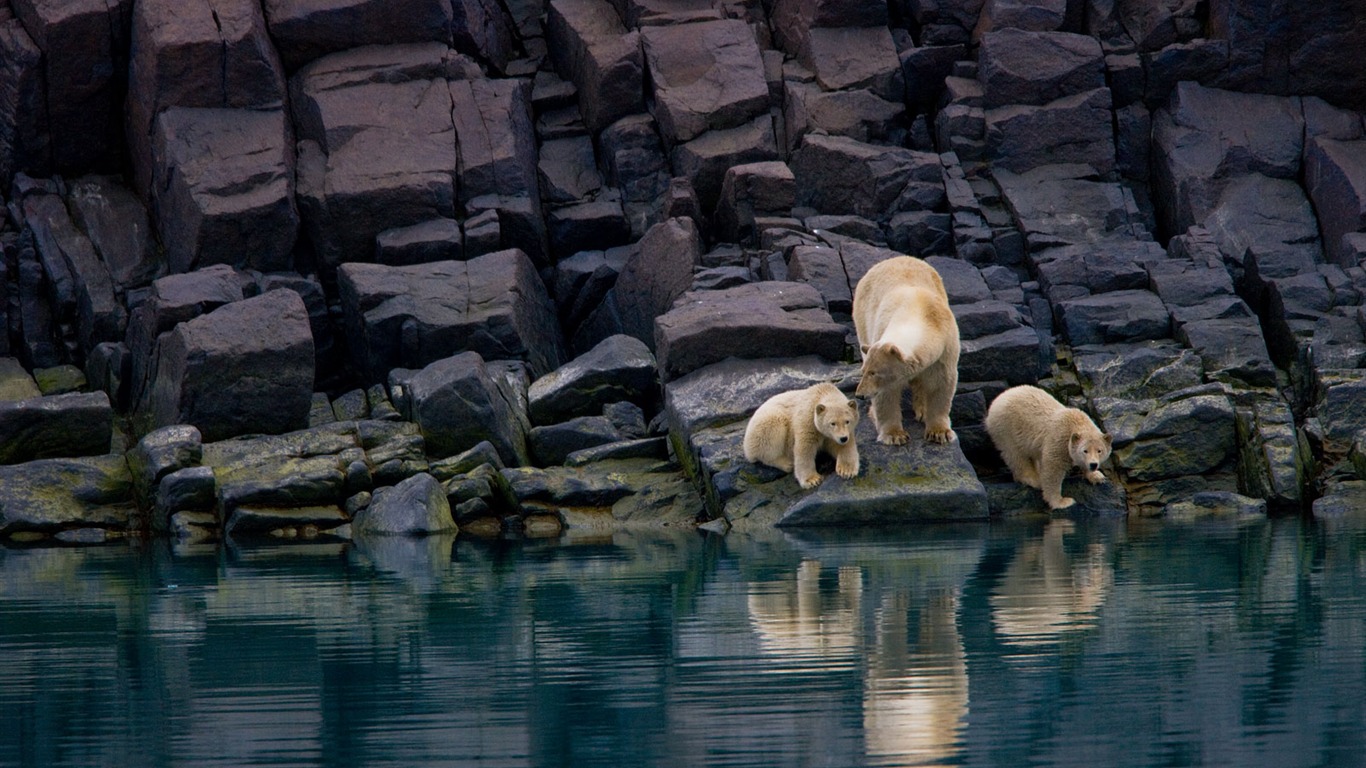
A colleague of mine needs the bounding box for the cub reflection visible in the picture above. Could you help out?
[991,520,1113,647]
[747,559,862,659]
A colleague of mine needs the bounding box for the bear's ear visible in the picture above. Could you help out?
[847,399,857,411]
[860,344,870,355]
[1070,432,1082,447]
[871,343,903,362]
[1102,432,1113,446]
[815,403,826,415]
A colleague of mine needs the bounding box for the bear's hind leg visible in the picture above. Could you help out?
[1002,451,1040,488]
[914,363,957,444]
[745,416,794,472]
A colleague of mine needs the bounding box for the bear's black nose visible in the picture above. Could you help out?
[838,436,848,444]
[1089,462,1099,471]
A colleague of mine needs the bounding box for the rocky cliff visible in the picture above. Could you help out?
[1,0,1365,542]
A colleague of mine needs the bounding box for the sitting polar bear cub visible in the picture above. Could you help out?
[744,382,861,489]
[853,256,961,445]
[984,385,1112,510]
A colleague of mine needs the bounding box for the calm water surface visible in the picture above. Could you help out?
[2,514,1365,768]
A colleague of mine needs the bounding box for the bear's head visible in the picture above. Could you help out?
[1069,431,1113,473]
[855,342,915,397]
[815,396,859,445]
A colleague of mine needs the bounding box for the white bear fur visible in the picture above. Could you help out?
[852,256,961,445]
[744,382,861,489]
[984,385,1112,510]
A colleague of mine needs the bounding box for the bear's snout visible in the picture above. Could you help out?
[1088,461,1099,471]
[837,435,848,444]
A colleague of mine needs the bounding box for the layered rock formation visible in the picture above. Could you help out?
[2,0,1366,543]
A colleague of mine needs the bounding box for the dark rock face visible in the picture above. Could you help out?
[66,176,159,291]
[450,77,540,206]
[1151,81,1304,236]
[262,0,453,72]
[135,289,315,441]
[528,334,657,425]
[790,134,941,218]
[0,15,49,187]
[5,0,1366,542]
[0,392,112,465]
[1305,137,1366,268]
[12,180,126,355]
[394,351,532,465]
[0,456,131,536]
[338,250,565,383]
[151,107,298,274]
[641,20,768,146]
[127,424,202,509]
[545,0,642,134]
[985,87,1115,174]
[375,218,464,265]
[11,0,132,177]
[126,0,286,198]
[1211,0,1366,111]
[529,415,623,465]
[290,44,458,274]
[654,282,848,382]
[123,264,249,414]
[574,217,700,353]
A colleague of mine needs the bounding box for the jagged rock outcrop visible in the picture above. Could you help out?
[4,0,1366,543]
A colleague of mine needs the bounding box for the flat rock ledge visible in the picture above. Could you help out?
[665,356,988,530]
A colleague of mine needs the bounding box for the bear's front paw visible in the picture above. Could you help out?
[836,462,859,479]
[924,427,956,444]
[797,472,824,489]
[1086,470,1106,485]
[878,429,910,446]
[1048,496,1077,510]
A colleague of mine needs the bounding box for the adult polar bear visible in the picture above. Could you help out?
[853,255,960,445]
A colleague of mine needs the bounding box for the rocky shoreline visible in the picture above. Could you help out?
[2,0,1366,544]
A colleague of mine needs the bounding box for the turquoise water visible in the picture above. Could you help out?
[2,514,1364,768]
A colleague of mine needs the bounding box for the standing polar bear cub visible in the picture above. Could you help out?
[744,382,861,489]
[852,256,961,445]
[984,385,1112,510]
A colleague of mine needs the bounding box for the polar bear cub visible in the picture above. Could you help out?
[984,385,1113,510]
[853,256,961,445]
[744,382,860,489]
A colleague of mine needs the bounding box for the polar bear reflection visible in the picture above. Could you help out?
[747,560,863,660]
[747,560,968,765]
[990,520,1113,647]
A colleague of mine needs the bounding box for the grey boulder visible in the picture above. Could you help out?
[528,334,658,425]
[353,472,456,536]
[135,288,315,441]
